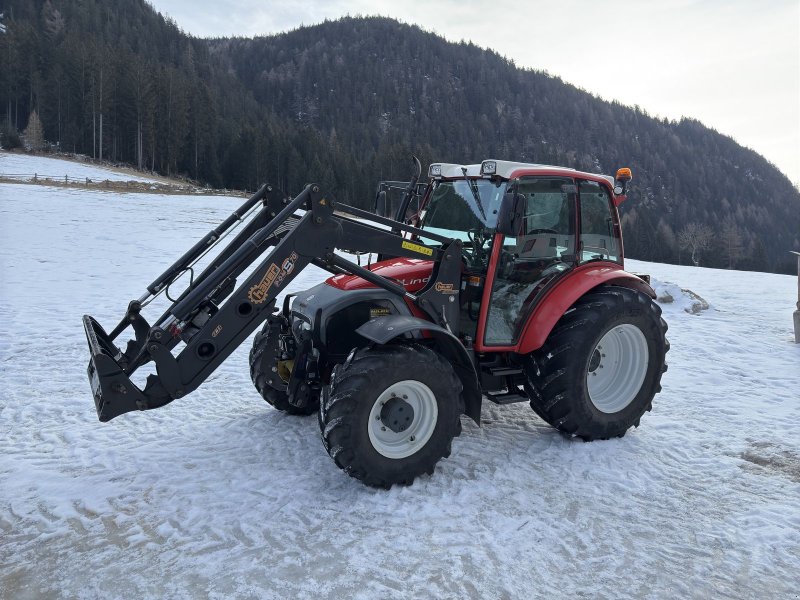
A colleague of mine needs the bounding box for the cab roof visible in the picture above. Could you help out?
[429,159,615,186]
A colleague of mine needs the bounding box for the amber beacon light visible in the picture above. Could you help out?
[615,167,633,181]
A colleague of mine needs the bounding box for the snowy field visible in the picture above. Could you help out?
[0,151,163,183]
[1,156,799,599]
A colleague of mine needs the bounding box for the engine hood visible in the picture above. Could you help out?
[326,257,433,292]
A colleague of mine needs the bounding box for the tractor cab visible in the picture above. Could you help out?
[407,160,631,350]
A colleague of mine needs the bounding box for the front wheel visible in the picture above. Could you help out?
[524,286,669,440]
[320,344,463,488]
[249,319,319,415]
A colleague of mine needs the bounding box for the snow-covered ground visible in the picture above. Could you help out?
[1,157,799,599]
[1,151,163,183]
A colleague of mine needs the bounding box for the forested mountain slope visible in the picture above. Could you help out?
[2,1,798,272]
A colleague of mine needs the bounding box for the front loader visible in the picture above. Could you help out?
[84,159,668,488]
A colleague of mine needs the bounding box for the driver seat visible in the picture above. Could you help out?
[515,235,558,259]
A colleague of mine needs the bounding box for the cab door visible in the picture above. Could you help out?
[480,177,577,347]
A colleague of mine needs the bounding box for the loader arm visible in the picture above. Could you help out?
[83,183,463,422]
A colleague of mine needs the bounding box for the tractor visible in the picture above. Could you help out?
[83,158,669,487]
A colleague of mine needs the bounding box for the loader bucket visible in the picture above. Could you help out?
[83,315,147,421]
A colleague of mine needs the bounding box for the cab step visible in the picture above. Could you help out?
[486,389,529,405]
[485,366,523,377]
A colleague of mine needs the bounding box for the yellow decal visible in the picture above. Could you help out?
[401,240,433,257]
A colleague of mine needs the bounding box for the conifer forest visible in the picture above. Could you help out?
[2,0,798,273]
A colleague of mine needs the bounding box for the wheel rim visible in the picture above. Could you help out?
[586,324,649,414]
[367,380,438,459]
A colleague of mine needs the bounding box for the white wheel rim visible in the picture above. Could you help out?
[586,324,649,414]
[367,380,438,459]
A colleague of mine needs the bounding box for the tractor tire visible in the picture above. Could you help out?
[524,286,668,440]
[320,344,463,488]
[249,319,319,416]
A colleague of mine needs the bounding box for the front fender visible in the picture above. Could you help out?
[356,316,482,424]
[516,264,655,354]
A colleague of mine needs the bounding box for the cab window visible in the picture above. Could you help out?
[579,180,620,263]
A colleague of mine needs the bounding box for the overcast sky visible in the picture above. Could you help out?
[148,0,799,184]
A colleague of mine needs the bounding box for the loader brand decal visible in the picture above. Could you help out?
[434,282,457,294]
[401,240,433,257]
[274,253,298,288]
[211,325,223,338]
[369,307,392,318]
[248,264,279,304]
[248,252,299,304]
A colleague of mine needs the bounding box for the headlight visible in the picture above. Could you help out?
[481,161,497,175]
[429,164,442,178]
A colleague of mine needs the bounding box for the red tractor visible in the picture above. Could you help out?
[84,158,668,488]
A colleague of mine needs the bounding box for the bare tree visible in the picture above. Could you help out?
[678,222,714,266]
[23,109,45,151]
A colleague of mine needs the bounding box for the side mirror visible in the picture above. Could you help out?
[496,191,526,236]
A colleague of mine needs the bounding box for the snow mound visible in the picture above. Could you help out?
[652,278,710,314]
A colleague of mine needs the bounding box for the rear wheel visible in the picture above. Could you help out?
[524,286,668,440]
[320,344,463,488]
[249,319,319,415]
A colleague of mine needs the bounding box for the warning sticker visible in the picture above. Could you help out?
[401,240,433,257]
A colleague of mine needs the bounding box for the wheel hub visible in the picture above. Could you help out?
[367,380,439,459]
[380,397,414,433]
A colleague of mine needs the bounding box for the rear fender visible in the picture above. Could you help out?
[356,315,482,424]
[516,265,655,354]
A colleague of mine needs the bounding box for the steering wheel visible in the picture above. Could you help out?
[466,228,489,267]
[528,228,558,235]
[498,249,517,279]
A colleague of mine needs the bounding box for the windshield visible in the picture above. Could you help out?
[416,179,507,268]
[418,178,505,232]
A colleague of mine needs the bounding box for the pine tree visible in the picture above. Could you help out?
[720,216,744,269]
[41,1,65,39]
